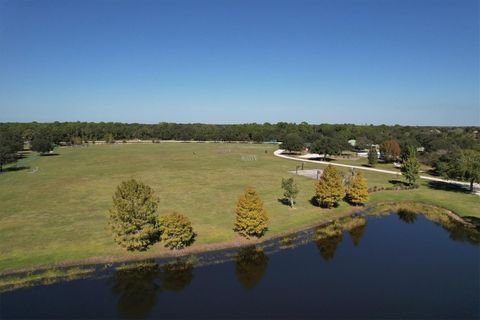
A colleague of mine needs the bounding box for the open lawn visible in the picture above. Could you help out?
[0,143,478,272]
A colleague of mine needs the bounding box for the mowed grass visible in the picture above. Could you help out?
[0,143,478,272]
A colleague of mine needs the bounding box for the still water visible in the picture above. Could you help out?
[1,213,479,319]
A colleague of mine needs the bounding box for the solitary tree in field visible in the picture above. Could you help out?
[367,147,378,167]
[400,146,420,186]
[234,188,268,238]
[280,133,304,153]
[380,140,401,162]
[31,135,54,155]
[281,177,299,208]
[315,165,344,208]
[158,212,195,250]
[109,179,161,251]
[346,171,369,205]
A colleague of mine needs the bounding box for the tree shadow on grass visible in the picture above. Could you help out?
[1,166,30,173]
[427,181,470,194]
[277,198,290,206]
[388,179,410,187]
[39,153,59,157]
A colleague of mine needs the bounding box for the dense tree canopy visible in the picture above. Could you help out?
[31,132,54,154]
[108,179,161,251]
[311,136,346,159]
[435,149,480,191]
[280,133,304,153]
[0,128,23,171]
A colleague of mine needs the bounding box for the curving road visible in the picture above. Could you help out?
[274,149,480,195]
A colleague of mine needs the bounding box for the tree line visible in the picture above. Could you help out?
[1,122,478,151]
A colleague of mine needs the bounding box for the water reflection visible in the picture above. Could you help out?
[316,234,343,261]
[111,264,161,319]
[110,258,194,319]
[397,209,417,224]
[235,246,269,289]
[161,259,194,292]
[348,222,367,246]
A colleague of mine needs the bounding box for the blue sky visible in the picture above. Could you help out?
[0,0,478,125]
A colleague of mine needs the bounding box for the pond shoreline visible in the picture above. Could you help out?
[0,201,471,277]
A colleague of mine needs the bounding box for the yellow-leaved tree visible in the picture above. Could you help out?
[346,171,369,205]
[315,165,344,208]
[234,187,269,238]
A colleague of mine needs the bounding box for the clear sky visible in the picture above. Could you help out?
[0,0,478,125]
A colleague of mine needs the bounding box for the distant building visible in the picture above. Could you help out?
[348,139,356,147]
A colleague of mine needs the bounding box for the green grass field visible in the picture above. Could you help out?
[0,143,478,273]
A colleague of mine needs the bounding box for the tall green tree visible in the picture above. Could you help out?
[346,171,369,205]
[281,177,299,208]
[315,165,345,208]
[311,136,344,160]
[0,129,23,172]
[31,133,54,154]
[400,146,420,186]
[436,149,480,191]
[280,133,304,153]
[108,179,161,251]
[367,147,378,167]
[234,188,269,238]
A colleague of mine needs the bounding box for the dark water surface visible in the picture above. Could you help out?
[1,214,479,319]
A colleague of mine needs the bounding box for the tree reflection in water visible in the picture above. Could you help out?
[161,259,194,292]
[111,263,162,319]
[110,258,194,319]
[316,234,343,261]
[235,246,269,290]
[397,209,417,224]
[348,222,367,247]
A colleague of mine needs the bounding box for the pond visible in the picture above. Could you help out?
[1,212,479,319]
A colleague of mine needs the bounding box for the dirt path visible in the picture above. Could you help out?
[274,149,480,195]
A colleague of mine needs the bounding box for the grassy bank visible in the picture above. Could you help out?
[0,143,478,273]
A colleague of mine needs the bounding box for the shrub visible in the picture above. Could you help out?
[159,212,195,250]
[108,179,160,251]
[234,188,268,238]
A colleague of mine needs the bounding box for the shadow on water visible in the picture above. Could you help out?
[235,246,269,290]
[110,258,194,319]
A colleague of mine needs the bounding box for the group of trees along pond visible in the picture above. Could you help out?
[108,167,372,251]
